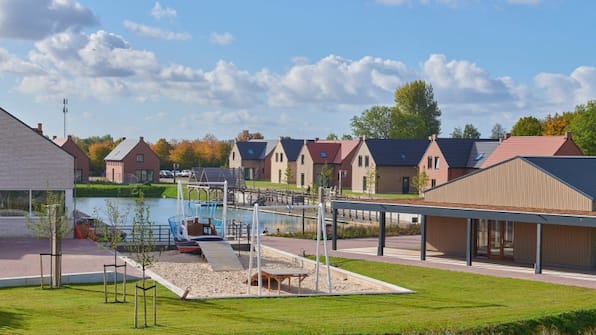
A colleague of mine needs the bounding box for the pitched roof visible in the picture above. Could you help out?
[306,142,341,164]
[481,134,578,168]
[434,138,499,168]
[523,156,596,200]
[465,141,500,168]
[191,167,245,189]
[52,137,68,147]
[280,139,308,161]
[104,137,140,161]
[365,139,430,166]
[317,139,361,163]
[236,140,278,160]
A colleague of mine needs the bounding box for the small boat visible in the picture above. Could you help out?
[168,182,226,253]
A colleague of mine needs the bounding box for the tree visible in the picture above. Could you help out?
[340,134,353,140]
[393,80,441,137]
[569,100,596,155]
[326,133,338,140]
[168,140,196,169]
[511,116,543,136]
[365,168,376,197]
[542,112,575,136]
[350,105,393,139]
[463,124,481,139]
[389,110,426,139]
[319,162,333,187]
[490,123,507,139]
[88,141,114,176]
[411,167,429,195]
[450,127,463,138]
[283,166,293,191]
[151,138,173,169]
[236,130,264,142]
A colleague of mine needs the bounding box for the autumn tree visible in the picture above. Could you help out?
[569,100,596,155]
[490,123,507,139]
[542,112,575,136]
[151,138,173,169]
[511,116,543,136]
[88,141,114,176]
[236,130,264,142]
[351,105,393,139]
[168,140,196,169]
[392,80,441,138]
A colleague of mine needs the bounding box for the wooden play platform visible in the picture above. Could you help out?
[252,268,309,294]
[197,240,244,272]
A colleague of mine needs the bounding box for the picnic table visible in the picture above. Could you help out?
[253,268,309,294]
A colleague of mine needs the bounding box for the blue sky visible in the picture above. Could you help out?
[1,0,595,143]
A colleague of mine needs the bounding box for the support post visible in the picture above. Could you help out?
[377,211,386,256]
[332,208,338,250]
[535,223,543,274]
[466,218,473,267]
[420,215,426,261]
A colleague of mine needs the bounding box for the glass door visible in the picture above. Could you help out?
[475,220,514,260]
[475,219,488,257]
[489,220,502,257]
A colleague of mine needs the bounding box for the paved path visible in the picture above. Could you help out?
[261,235,596,289]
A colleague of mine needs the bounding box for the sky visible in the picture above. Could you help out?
[0,0,595,143]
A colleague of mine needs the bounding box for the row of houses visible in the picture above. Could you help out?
[229,133,582,193]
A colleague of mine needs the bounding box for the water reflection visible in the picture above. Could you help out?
[75,197,317,233]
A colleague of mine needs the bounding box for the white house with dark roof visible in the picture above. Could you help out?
[0,107,74,237]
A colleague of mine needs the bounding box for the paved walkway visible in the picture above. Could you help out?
[261,235,596,289]
[1,236,595,289]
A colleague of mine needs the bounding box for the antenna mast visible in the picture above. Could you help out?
[62,98,68,137]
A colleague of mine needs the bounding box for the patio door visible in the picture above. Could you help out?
[475,220,514,259]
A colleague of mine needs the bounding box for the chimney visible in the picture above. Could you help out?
[315,137,319,141]
[67,135,72,140]
[428,134,437,141]
[564,131,572,140]
[32,123,43,135]
[505,133,511,140]
[139,136,144,142]
[52,135,57,140]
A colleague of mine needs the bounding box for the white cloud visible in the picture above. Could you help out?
[535,66,596,107]
[151,2,176,19]
[0,0,97,40]
[123,20,191,40]
[0,48,45,75]
[209,32,235,45]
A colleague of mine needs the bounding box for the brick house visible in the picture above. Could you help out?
[228,140,276,181]
[53,135,90,183]
[351,138,429,194]
[481,132,583,168]
[419,135,499,190]
[270,138,309,184]
[104,137,160,184]
[0,108,74,237]
[295,139,360,190]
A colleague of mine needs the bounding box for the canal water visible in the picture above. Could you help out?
[75,197,318,233]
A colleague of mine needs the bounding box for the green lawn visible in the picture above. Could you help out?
[1,258,594,334]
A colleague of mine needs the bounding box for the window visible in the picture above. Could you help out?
[232,152,235,160]
[364,155,369,167]
[427,156,432,169]
[75,169,83,183]
[431,179,436,188]
[362,176,367,192]
[301,154,304,165]
[136,154,144,163]
[278,169,282,183]
[275,153,279,162]
[136,169,154,183]
[300,173,305,187]
[358,155,362,167]
[434,156,440,169]
[320,151,328,158]
[280,153,284,162]
[474,153,485,161]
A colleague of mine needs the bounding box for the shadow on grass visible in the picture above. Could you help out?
[0,309,27,332]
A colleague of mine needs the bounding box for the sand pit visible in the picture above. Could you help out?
[122,246,411,299]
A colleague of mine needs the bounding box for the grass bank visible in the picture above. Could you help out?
[1,258,594,334]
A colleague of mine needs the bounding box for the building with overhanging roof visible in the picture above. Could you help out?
[104,136,160,184]
[53,135,90,183]
[270,138,310,184]
[351,138,430,194]
[0,108,74,237]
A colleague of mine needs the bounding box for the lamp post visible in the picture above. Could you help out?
[338,170,347,195]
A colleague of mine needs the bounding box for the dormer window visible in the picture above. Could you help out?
[474,153,484,161]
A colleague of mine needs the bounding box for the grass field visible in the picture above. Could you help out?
[1,258,594,334]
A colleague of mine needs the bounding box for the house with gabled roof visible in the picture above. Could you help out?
[104,136,160,184]
[419,135,499,190]
[270,138,310,184]
[295,139,361,190]
[53,135,90,183]
[351,138,430,194]
[0,108,74,237]
[228,140,276,181]
[423,155,596,270]
[480,132,583,168]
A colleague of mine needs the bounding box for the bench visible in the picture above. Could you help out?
[252,268,309,294]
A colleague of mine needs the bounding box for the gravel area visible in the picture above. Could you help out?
[132,246,409,299]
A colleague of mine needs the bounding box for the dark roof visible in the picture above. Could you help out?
[365,139,430,166]
[191,167,245,189]
[236,141,267,160]
[465,141,500,169]
[436,138,498,168]
[281,139,308,161]
[523,156,596,200]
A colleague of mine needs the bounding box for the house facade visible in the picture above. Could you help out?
[270,139,308,184]
[481,132,583,168]
[228,140,276,181]
[104,137,160,184]
[419,135,499,190]
[53,135,90,183]
[424,156,596,269]
[0,108,74,237]
[351,139,429,194]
